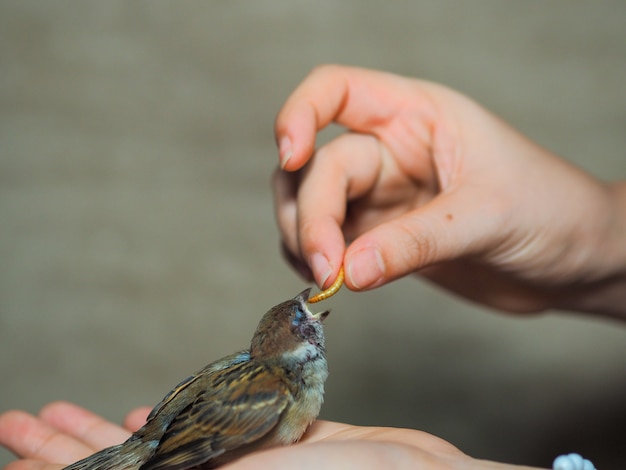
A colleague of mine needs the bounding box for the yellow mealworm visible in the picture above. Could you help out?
[308,266,345,303]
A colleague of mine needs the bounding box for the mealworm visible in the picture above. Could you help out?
[308,266,344,303]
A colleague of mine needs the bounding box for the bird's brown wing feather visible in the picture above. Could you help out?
[145,351,250,424]
[140,360,291,470]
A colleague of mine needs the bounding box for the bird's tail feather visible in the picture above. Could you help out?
[63,439,156,470]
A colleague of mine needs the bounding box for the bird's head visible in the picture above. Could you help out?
[249,289,329,361]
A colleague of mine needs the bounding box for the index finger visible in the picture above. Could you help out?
[274,65,414,171]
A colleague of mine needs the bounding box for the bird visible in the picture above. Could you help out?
[63,288,331,470]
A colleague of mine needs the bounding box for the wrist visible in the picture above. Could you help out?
[555,181,626,319]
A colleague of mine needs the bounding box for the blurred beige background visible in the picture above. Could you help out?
[1,2,625,468]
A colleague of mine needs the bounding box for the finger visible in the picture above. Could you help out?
[123,407,152,432]
[4,460,64,470]
[280,241,314,282]
[296,132,382,288]
[39,402,130,454]
[0,410,93,465]
[272,168,315,281]
[272,167,300,260]
[344,188,502,290]
[275,65,419,171]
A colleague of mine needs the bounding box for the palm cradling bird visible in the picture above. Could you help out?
[64,288,330,470]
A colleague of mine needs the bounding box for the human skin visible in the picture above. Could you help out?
[2,65,621,470]
[273,65,626,318]
[0,402,543,470]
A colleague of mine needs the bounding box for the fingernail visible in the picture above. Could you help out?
[347,248,385,289]
[278,136,293,169]
[310,252,332,288]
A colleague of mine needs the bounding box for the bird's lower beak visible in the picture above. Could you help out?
[311,310,330,322]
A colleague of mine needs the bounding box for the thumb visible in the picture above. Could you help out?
[343,191,500,290]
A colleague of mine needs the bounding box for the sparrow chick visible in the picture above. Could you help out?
[64,288,330,470]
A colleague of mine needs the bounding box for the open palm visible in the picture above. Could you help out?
[0,402,540,470]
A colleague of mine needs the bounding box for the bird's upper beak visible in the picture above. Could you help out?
[296,288,330,321]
